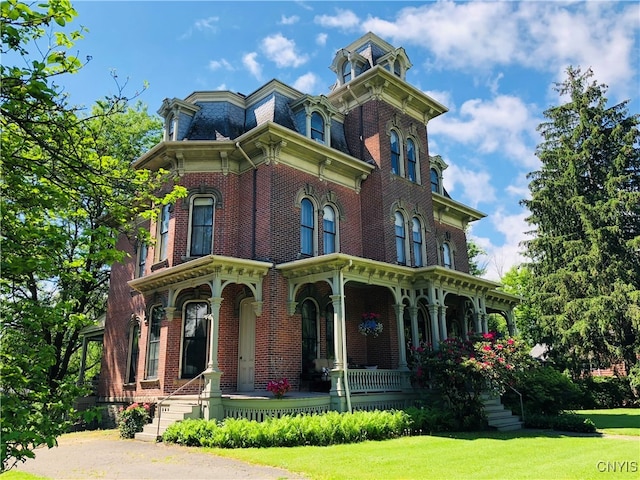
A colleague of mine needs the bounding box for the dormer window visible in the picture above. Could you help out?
[342,61,352,83]
[311,112,325,143]
[431,168,440,193]
[393,59,401,76]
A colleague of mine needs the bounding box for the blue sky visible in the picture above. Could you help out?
[57,1,639,280]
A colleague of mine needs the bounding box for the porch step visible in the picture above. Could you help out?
[481,395,522,432]
[135,402,201,442]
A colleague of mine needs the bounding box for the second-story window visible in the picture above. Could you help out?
[443,243,453,269]
[137,241,148,278]
[395,211,406,265]
[189,197,214,257]
[412,217,423,267]
[407,139,417,182]
[301,198,315,256]
[390,131,400,175]
[323,205,337,254]
[158,204,171,261]
[311,112,325,144]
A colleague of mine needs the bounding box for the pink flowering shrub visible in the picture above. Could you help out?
[118,402,154,438]
[266,378,290,399]
[409,333,531,430]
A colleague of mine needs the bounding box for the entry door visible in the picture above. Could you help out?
[237,298,256,391]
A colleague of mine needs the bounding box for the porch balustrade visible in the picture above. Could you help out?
[347,369,411,394]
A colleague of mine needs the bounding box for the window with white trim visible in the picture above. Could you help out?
[443,242,453,269]
[323,205,337,254]
[158,203,171,261]
[395,211,407,265]
[181,301,209,378]
[300,198,316,256]
[412,217,423,267]
[137,241,148,277]
[390,130,401,175]
[145,306,162,379]
[431,168,440,193]
[342,61,352,83]
[311,112,325,144]
[189,197,214,257]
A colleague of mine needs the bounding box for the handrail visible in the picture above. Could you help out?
[155,371,206,438]
[508,385,524,423]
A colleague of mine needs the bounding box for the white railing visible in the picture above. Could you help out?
[347,369,411,394]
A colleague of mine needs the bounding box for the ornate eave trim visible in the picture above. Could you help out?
[431,194,486,228]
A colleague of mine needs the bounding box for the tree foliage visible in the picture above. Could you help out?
[0,0,185,470]
[500,264,541,345]
[466,236,487,277]
[521,67,640,377]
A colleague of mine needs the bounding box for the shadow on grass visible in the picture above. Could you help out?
[426,428,603,441]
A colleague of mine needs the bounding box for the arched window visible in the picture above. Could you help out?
[125,321,140,384]
[137,241,148,278]
[189,197,214,257]
[412,217,423,267]
[181,301,209,378]
[325,303,335,359]
[323,205,337,254]
[418,306,433,346]
[300,198,315,256]
[393,59,401,77]
[430,168,440,193]
[407,139,417,182]
[390,131,400,175]
[395,211,406,265]
[342,61,351,83]
[311,112,325,144]
[443,243,453,269]
[301,299,318,373]
[158,203,171,261]
[145,306,163,379]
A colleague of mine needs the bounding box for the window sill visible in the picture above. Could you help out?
[123,383,136,390]
[140,379,160,389]
[150,259,169,271]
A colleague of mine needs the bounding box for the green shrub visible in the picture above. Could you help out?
[163,410,411,448]
[524,412,596,433]
[502,366,583,415]
[117,402,153,438]
[405,405,457,434]
[576,376,636,408]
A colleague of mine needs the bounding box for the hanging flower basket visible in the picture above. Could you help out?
[359,312,383,337]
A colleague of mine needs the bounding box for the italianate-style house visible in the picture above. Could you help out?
[97,33,520,438]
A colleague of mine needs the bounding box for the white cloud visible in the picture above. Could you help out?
[423,89,453,112]
[279,14,299,25]
[194,16,219,32]
[260,33,308,68]
[242,52,262,80]
[292,72,319,93]
[316,33,328,46]
[429,95,540,169]
[314,9,361,31]
[355,2,638,99]
[471,208,530,281]
[208,59,234,71]
[443,163,496,208]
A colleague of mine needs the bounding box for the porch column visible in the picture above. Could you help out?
[203,296,224,419]
[482,313,489,334]
[78,336,88,386]
[506,311,516,336]
[329,294,345,371]
[206,296,223,372]
[394,303,408,371]
[439,305,448,341]
[408,305,419,348]
[428,304,440,350]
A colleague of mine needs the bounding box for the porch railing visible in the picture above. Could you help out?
[155,372,205,438]
[347,369,411,394]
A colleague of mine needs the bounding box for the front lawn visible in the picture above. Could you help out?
[207,429,639,480]
[573,409,640,436]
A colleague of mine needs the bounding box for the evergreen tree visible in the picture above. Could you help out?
[522,67,640,377]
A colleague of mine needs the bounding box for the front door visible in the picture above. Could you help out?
[237,298,256,391]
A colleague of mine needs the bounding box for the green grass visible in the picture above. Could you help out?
[573,408,640,436]
[206,430,639,480]
[0,471,48,480]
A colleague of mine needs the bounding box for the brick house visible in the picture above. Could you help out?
[98,32,519,433]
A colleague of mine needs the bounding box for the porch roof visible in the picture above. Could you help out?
[128,255,273,295]
[276,253,520,307]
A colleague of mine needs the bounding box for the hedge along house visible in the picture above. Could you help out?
[98,32,520,435]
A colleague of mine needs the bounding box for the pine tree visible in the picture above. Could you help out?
[522,67,639,377]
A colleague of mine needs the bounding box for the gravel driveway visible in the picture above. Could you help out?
[15,431,307,480]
